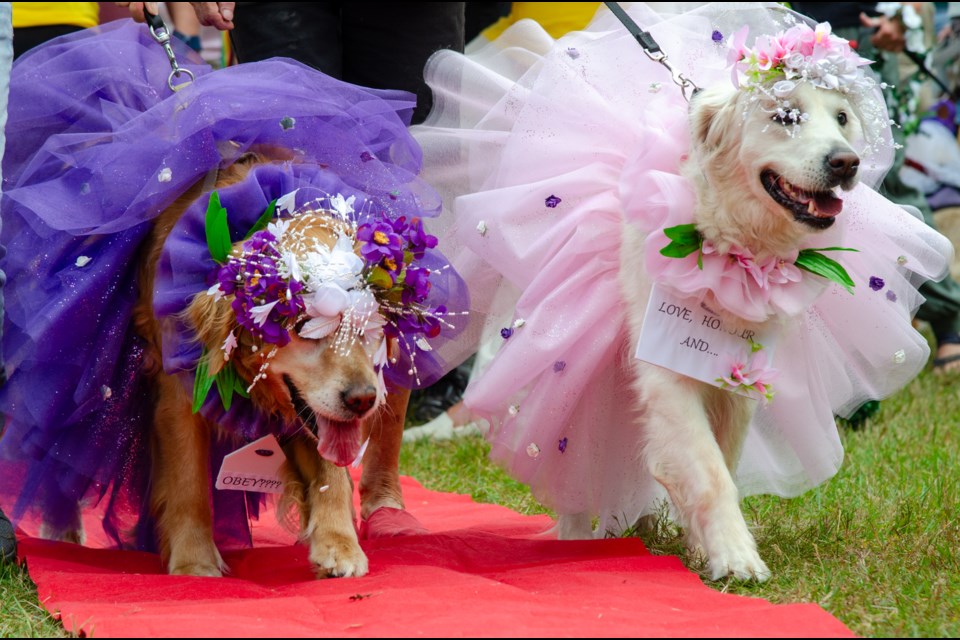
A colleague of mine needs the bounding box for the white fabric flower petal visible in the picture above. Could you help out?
[349,288,379,317]
[305,284,350,317]
[299,315,341,340]
[207,283,225,300]
[267,218,290,240]
[222,331,238,359]
[250,300,279,327]
[284,251,303,282]
[330,193,356,217]
[373,336,388,368]
[276,189,299,215]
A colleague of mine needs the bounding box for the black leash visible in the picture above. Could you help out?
[902,49,958,101]
[603,1,701,100]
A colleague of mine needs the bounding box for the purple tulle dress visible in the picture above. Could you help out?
[0,20,469,550]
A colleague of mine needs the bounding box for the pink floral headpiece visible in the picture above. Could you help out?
[726,20,895,159]
[732,22,873,95]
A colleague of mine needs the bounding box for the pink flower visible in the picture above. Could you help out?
[720,350,780,401]
[728,360,751,386]
[753,35,786,71]
[765,257,802,285]
[731,248,767,289]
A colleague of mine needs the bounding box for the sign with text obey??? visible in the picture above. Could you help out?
[216,434,287,494]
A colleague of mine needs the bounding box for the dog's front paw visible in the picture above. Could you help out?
[706,543,771,582]
[168,538,225,577]
[555,512,595,540]
[692,503,771,582]
[310,533,369,578]
[170,562,224,577]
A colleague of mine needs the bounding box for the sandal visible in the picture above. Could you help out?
[933,332,960,374]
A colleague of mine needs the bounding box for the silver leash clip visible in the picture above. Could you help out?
[145,9,195,92]
[643,49,700,102]
[604,1,701,102]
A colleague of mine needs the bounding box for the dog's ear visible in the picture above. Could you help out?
[185,291,236,376]
[688,85,739,151]
[217,145,298,186]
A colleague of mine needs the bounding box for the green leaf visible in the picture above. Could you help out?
[245,199,277,240]
[803,246,860,253]
[663,223,701,243]
[660,224,703,260]
[367,266,394,290]
[205,191,232,264]
[796,249,856,294]
[192,350,216,414]
[215,364,236,412]
[233,374,250,398]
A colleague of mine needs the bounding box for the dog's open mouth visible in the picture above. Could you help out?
[761,170,843,230]
[285,375,362,467]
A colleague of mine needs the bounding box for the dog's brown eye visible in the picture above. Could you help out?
[837,111,848,126]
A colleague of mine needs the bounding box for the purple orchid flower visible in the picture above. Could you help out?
[390,305,445,339]
[405,217,439,259]
[402,267,432,305]
[357,220,405,267]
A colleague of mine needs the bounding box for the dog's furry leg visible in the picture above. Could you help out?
[39,502,85,545]
[555,512,595,540]
[280,434,368,578]
[704,386,754,474]
[635,364,770,581]
[150,374,224,577]
[358,386,409,520]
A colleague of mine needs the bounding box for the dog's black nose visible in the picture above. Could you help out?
[826,150,859,181]
[342,385,377,416]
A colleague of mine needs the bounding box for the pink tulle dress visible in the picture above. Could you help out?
[413,2,952,536]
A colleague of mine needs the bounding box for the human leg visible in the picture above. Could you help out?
[341,2,465,124]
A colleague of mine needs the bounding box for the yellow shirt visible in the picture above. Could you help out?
[13,2,99,29]
[482,2,601,40]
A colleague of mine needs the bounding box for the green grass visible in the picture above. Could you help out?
[0,560,70,637]
[3,368,958,637]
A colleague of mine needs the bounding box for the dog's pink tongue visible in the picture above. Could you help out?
[814,192,843,217]
[316,419,363,467]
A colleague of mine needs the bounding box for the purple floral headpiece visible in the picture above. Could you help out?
[197,190,454,411]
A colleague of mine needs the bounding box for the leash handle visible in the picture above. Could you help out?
[603,1,700,101]
[144,6,195,92]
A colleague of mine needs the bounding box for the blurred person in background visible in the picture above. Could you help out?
[12,1,98,59]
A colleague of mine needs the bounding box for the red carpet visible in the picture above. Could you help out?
[17,474,854,638]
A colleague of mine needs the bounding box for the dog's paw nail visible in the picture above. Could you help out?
[315,556,369,579]
[170,563,223,578]
[709,555,771,582]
